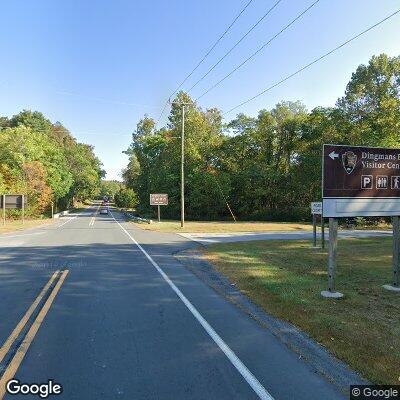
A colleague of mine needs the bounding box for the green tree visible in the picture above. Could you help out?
[122,54,400,221]
[0,110,103,215]
[9,110,52,133]
[337,54,400,146]
[100,180,123,200]
[115,188,139,209]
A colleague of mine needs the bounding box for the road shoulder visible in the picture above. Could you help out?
[175,247,367,393]
[0,219,53,236]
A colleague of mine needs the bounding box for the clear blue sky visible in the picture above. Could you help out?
[0,0,399,179]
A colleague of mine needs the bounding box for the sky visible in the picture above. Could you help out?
[0,0,399,180]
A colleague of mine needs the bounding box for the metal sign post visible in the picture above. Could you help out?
[311,202,322,248]
[51,202,54,219]
[157,205,161,222]
[321,217,325,249]
[312,214,317,248]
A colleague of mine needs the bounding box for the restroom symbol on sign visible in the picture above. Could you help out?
[376,176,388,189]
[361,175,373,189]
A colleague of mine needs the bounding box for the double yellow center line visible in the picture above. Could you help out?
[89,205,101,227]
[0,270,69,399]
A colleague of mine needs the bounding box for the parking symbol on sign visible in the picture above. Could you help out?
[361,175,373,189]
[376,176,388,189]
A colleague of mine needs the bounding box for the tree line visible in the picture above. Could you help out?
[0,110,103,216]
[123,54,400,221]
[99,180,139,210]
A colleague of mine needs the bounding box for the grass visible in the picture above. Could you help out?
[0,218,52,234]
[202,238,400,384]
[134,220,313,233]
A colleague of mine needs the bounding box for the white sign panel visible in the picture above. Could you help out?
[311,202,322,215]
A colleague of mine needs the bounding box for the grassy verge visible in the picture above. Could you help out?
[134,220,312,233]
[202,238,400,384]
[341,221,391,231]
[0,218,52,234]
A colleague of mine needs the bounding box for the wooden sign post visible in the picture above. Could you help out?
[322,144,400,297]
[150,194,168,222]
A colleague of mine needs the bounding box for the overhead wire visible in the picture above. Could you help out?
[187,0,284,93]
[195,0,320,101]
[223,9,400,116]
[155,0,254,126]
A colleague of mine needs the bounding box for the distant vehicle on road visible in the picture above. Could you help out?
[100,208,108,215]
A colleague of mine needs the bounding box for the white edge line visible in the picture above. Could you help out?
[109,210,274,400]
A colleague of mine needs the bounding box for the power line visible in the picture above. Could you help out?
[187,0,283,93]
[196,0,320,101]
[156,0,254,126]
[223,9,400,116]
[173,0,254,94]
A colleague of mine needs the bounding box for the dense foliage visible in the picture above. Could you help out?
[0,111,103,216]
[99,180,123,200]
[123,54,400,221]
[114,188,139,209]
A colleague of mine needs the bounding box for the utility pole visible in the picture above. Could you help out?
[169,100,192,228]
[181,104,185,228]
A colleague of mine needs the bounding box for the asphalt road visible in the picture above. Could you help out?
[0,206,349,400]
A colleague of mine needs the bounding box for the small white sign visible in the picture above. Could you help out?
[311,202,322,215]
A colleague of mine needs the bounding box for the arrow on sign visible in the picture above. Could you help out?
[329,151,339,160]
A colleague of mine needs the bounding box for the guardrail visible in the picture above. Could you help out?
[53,210,70,219]
[122,210,153,224]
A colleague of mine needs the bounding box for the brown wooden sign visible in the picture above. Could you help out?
[323,144,400,198]
[0,195,27,209]
[323,145,400,217]
[150,194,168,206]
